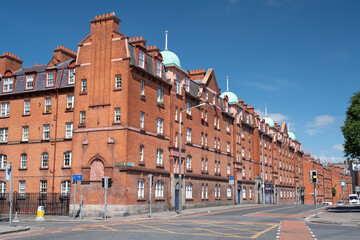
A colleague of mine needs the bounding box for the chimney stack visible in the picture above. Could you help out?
[0,52,23,75]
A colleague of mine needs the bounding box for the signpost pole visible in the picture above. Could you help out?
[7,164,12,227]
[148,174,153,218]
[314,182,318,218]
[73,180,77,219]
[104,177,108,220]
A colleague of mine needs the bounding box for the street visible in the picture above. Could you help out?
[1,205,360,240]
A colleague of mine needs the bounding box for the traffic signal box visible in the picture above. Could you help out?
[101,177,113,189]
[311,170,317,183]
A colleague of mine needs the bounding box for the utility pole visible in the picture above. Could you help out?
[6,164,12,227]
[261,134,265,204]
[148,174,153,218]
[73,180,77,219]
[314,181,318,218]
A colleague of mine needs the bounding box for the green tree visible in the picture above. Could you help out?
[341,90,360,160]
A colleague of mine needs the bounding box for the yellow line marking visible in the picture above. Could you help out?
[131,222,176,234]
[192,221,258,233]
[101,225,119,231]
[250,224,279,239]
[195,227,242,238]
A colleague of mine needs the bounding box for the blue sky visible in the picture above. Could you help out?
[1,0,359,163]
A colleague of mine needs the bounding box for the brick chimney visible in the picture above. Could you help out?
[0,52,23,75]
[129,36,147,49]
[90,12,121,34]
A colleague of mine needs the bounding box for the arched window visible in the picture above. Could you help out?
[90,160,104,181]
[63,151,72,167]
[205,184,208,199]
[201,184,204,199]
[0,154,7,169]
[186,155,191,170]
[41,153,48,168]
[155,180,164,198]
[186,182,192,199]
[227,185,232,198]
[243,187,247,199]
[227,164,231,175]
[156,149,163,165]
[138,179,144,198]
[215,184,218,198]
[218,184,221,197]
[139,145,144,162]
[20,153,27,169]
[61,180,70,196]
[249,188,252,199]
[176,78,181,94]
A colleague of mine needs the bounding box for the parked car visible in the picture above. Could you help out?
[323,202,333,205]
[336,201,344,205]
[349,194,360,205]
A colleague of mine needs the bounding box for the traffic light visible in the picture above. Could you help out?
[102,177,105,188]
[311,170,317,183]
[107,178,113,188]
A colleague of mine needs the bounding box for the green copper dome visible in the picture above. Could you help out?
[160,50,181,68]
[262,117,275,128]
[220,91,239,104]
[288,132,296,141]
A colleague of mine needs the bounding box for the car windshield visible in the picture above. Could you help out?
[349,196,358,200]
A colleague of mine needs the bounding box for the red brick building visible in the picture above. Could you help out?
[0,13,352,216]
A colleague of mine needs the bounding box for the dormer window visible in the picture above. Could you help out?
[25,75,34,89]
[156,61,162,77]
[205,89,208,100]
[185,78,190,92]
[176,78,181,95]
[3,77,13,92]
[139,50,145,68]
[68,69,75,84]
[46,72,55,87]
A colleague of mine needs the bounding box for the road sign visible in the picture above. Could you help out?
[229,176,234,185]
[355,186,360,192]
[341,180,346,188]
[72,175,83,181]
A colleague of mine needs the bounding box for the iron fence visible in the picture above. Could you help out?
[0,192,69,216]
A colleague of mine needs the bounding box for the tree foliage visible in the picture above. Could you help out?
[341,90,360,160]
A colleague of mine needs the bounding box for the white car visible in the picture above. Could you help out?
[323,202,333,205]
[349,194,360,205]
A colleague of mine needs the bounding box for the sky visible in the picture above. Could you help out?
[1,0,359,163]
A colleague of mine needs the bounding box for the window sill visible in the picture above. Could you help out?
[64,137,72,141]
[18,168,27,171]
[39,167,49,170]
[78,124,86,128]
[157,134,165,139]
[156,165,164,169]
[22,114,30,117]
[140,95,146,102]
[186,169,192,173]
[62,167,71,170]
[0,142,8,145]
[185,198,194,201]
[186,114,192,120]
[227,197,233,200]
[65,109,73,112]
[227,132,231,135]
[138,162,145,167]
[112,121,122,125]
[0,116,10,119]
[155,198,166,202]
[43,112,51,115]
[140,129,146,134]
[157,103,165,109]
[20,141,28,144]
[137,198,147,202]
[79,91,87,95]
[113,87,122,92]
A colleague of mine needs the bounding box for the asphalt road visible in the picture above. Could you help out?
[3,205,360,240]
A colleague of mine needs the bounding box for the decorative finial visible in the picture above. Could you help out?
[165,30,168,51]
[226,76,229,91]
[265,104,268,117]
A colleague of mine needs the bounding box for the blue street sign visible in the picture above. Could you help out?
[229,176,234,180]
[72,175,83,181]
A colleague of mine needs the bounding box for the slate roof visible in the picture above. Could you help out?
[0,60,74,97]
[128,43,168,83]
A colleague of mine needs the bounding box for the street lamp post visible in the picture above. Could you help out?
[261,134,265,204]
[178,102,207,214]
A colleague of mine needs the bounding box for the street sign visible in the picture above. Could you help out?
[355,186,360,192]
[341,180,346,188]
[5,164,12,181]
[72,175,83,181]
[229,176,234,185]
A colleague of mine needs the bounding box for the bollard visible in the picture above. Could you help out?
[35,206,45,221]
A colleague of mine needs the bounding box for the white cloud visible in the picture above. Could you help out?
[255,109,288,123]
[307,115,336,127]
[332,144,344,151]
[313,154,346,164]
[305,129,317,136]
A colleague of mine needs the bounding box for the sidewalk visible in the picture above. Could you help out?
[0,203,260,235]
[306,205,360,226]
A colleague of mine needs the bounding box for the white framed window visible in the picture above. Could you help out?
[217,116,220,129]
[186,155,191,169]
[81,79,87,92]
[157,88,163,104]
[249,168,251,179]
[68,69,75,84]
[218,138,220,150]
[157,118,163,135]
[242,166,245,177]
[185,78,190,92]
[201,133,204,146]
[115,74,121,88]
[139,50,145,68]
[3,77,14,92]
[227,186,232,198]
[249,149,251,159]
[176,78,181,95]
[205,158,208,172]
[19,180,26,196]
[217,184,221,197]
[264,139,267,148]
[63,151,71,167]
[227,142,230,153]
[214,137,217,148]
[24,100,30,115]
[186,102,191,115]
[41,152,48,168]
[212,94,216,105]
[205,110,208,121]
[43,125,50,140]
[201,158,204,171]
[156,148,163,165]
[61,180,71,196]
[114,108,121,122]
[0,182,6,196]
[186,128,191,142]
[205,89,208,100]
[201,184,204,199]
[155,180,164,198]
[20,153,27,169]
[140,111,144,129]
[66,95,74,109]
[215,184,218,198]
[1,102,10,117]
[80,111,86,124]
[139,145,144,162]
[140,80,145,96]
[0,128,8,143]
[249,188,252,199]
[44,97,51,113]
[138,179,144,198]
[227,121,230,132]
[186,182,192,199]
[205,134,208,147]
[175,132,178,148]
[242,147,245,158]
[214,115,217,127]
[40,180,47,195]
[65,122,73,138]
[175,107,178,121]
[156,61,162,77]
[46,72,55,87]
[265,155,267,164]
[218,161,221,174]
[22,126,29,142]
[215,160,217,173]
[243,187,246,199]
[227,164,231,175]
[0,155,7,169]
[241,128,244,138]
[205,184,208,199]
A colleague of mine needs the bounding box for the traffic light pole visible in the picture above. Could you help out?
[314,181,318,218]
[104,177,108,220]
[73,180,77,219]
